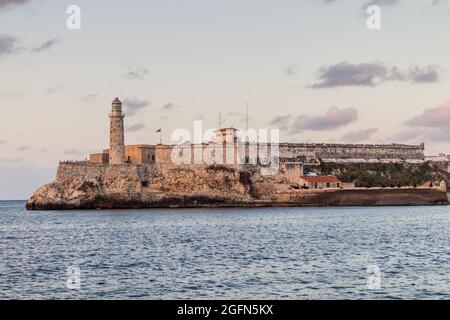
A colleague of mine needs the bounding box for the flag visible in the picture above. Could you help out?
[155,128,161,133]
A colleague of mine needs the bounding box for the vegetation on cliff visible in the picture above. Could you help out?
[320,161,448,188]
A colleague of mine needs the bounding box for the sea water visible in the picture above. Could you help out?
[0,201,449,299]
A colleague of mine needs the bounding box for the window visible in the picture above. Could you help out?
[326,183,330,188]
[141,181,148,187]
[152,155,155,161]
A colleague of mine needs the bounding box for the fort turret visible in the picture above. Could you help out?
[109,97,125,164]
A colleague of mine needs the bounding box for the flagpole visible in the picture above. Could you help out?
[156,128,162,145]
[246,102,249,132]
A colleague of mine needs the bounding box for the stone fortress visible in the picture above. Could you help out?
[89,98,426,169]
[26,98,447,210]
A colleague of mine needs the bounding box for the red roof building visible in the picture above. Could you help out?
[299,176,342,189]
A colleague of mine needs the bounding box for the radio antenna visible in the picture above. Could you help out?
[246,102,249,132]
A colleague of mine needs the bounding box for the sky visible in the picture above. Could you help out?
[1,0,450,199]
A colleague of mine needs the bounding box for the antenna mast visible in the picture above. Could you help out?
[246,102,249,132]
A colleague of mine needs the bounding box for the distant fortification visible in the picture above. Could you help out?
[89,99,425,168]
[26,98,446,210]
[26,161,448,210]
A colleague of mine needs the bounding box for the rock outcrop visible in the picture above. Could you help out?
[26,162,449,210]
[26,177,104,210]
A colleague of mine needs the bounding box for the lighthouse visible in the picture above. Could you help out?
[109,97,125,164]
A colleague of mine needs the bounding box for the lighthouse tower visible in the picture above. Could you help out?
[109,97,125,164]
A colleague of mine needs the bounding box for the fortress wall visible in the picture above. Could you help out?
[147,142,425,166]
[275,188,448,206]
[56,162,152,194]
[89,153,108,164]
[279,143,425,160]
[147,163,248,196]
[124,145,155,164]
[156,144,242,165]
[56,162,108,181]
[55,162,249,196]
[155,145,173,164]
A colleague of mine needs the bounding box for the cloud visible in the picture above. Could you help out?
[1,35,61,57]
[0,34,20,55]
[122,66,149,80]
[291,106,358,133]
[421,127,450,142]
[286,64,298,76]
[0,91,23,99]
[408,65,442,83]
[126,122,146,132]
[311,62,393,88]
[31,38,61,53]
[122,98,150,116]
[0,140,7,144]
[162,102,181,111]
[390,127,450,144]
[390,128,424,143]
[391,101,450,144]
[310,62,442,88]
[45,83,66,95]
[431,0,446,5]
[17,145,31,151]
[341,128,378,143]
[0,0,30,8]
[405,101,450,128]
[81,94,99,102]
[269,115,291,129]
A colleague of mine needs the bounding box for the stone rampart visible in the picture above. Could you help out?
[279,143,425,160]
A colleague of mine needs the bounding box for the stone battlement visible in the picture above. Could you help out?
[89,141,425,166]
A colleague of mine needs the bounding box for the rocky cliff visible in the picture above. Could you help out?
[26,162,448,210]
